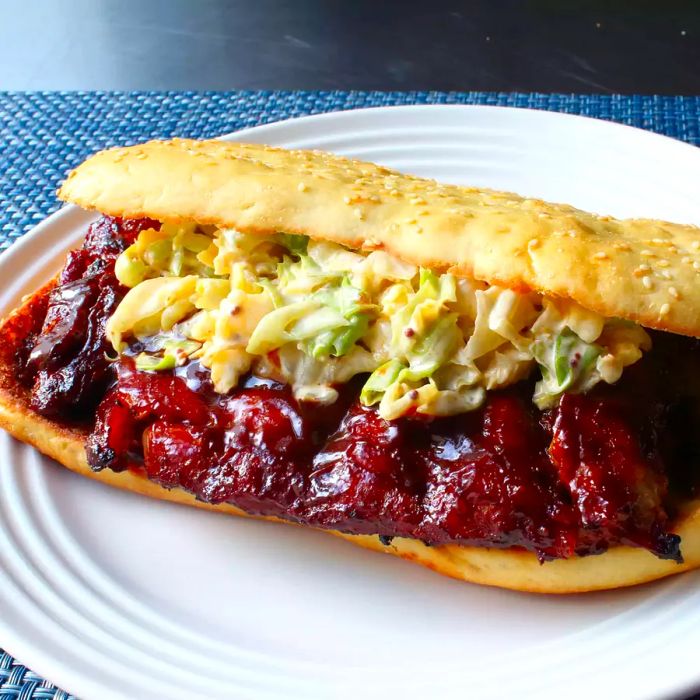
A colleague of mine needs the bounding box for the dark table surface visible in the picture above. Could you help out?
[1,0,699,92]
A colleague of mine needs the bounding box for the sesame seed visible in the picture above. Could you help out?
[693,261,700,271]
[640,250,655,257]
[343,195,352,204]
[658,270,673,280]
[297,182,308,192]
[528,238,541,250]
[353,208,364,220]
[660,303,671,316]
[657,259,670,267]
[642,276,654,289]
[592,251,609,261]
[669,286,680,299]
[693,241,700,250]
[136,152,147,160]
[651,238,667,245]
[682,256,692,264]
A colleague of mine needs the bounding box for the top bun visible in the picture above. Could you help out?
[59,138,700,336]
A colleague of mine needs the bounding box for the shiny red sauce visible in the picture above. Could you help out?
[23,216,159,414]
[23,217,700,562]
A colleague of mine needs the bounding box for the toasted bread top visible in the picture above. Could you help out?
[59,138,700,336]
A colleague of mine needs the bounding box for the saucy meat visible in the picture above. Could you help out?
[22,217,700,562]
[23,216,159,416]
[83,358,682,561]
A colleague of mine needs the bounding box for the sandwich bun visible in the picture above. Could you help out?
[1,139,700,593]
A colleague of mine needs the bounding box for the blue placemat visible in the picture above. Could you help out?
[1,90,699,699]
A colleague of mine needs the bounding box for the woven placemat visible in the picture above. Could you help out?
[2,91,700,252]
[0,90,699,699]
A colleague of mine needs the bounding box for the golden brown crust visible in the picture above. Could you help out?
[1,284,699,593]
[59,138,700,336]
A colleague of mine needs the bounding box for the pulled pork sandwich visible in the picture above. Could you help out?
[2,138,700,593]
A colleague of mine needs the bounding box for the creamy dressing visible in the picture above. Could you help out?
[107,223,651,419]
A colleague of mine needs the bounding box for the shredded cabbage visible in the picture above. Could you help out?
[532,328,602,408]
[110,225,652,419]
[135,338,201,372]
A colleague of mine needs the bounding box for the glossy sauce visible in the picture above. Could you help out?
[23,216,159,416]
[22,217,700,561]
[85,355,685,561]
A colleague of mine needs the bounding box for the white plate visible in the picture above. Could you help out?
[2,105,700,700]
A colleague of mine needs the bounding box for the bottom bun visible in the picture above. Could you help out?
[1,286,698,594]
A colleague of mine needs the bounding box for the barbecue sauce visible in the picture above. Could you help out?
[22,218,700,562]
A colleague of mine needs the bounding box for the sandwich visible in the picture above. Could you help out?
[1,137,700,594]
